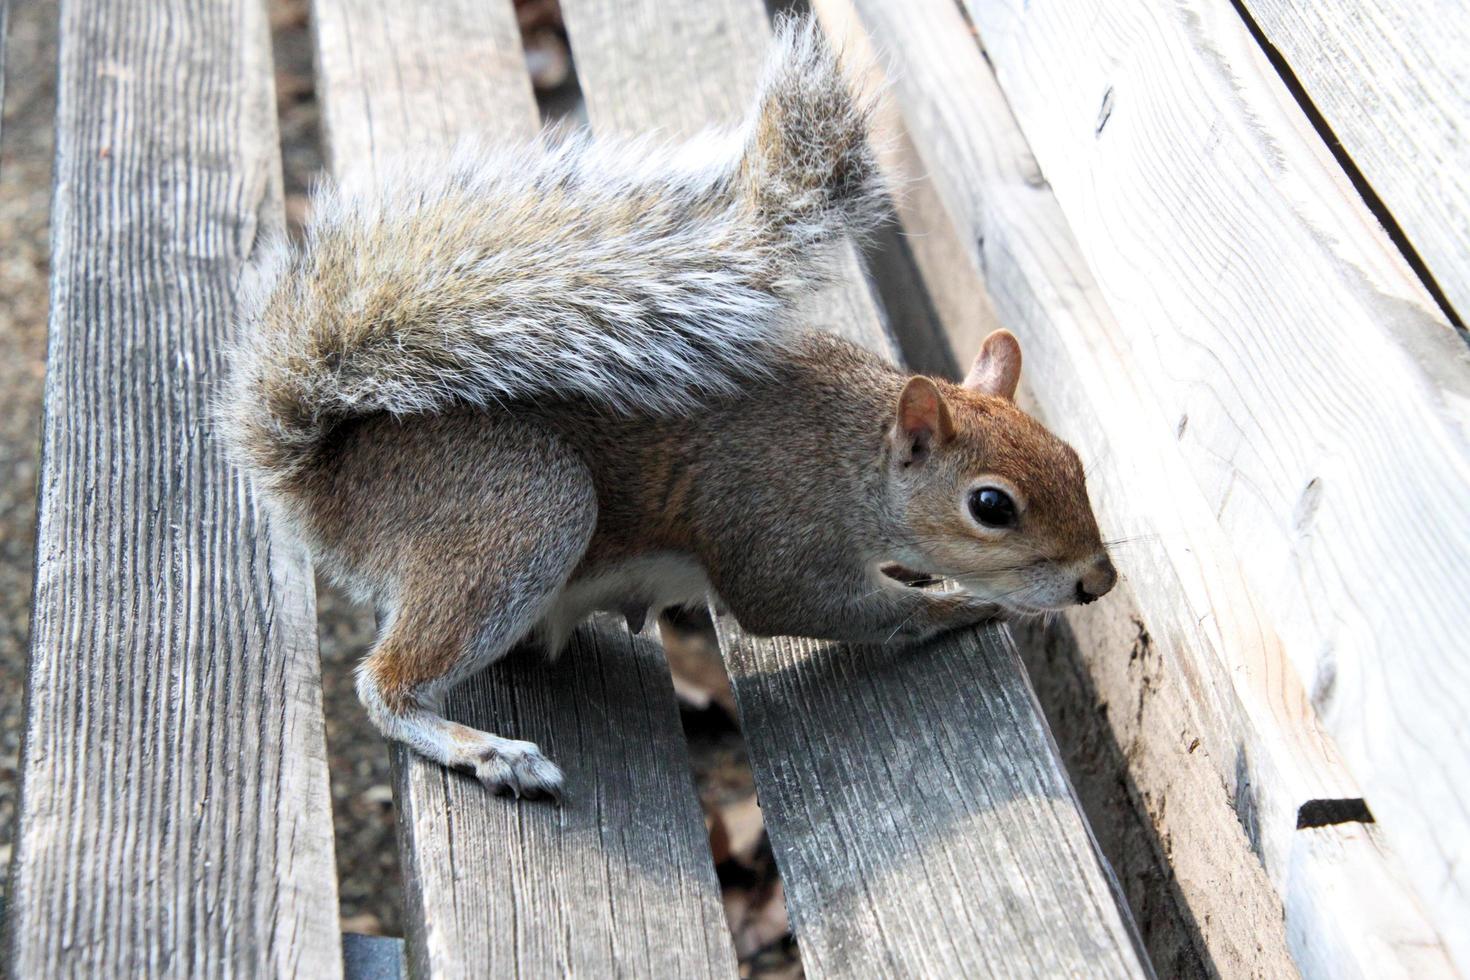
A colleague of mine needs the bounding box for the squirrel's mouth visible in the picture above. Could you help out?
[879,562,1065,616]
[880,562,1013,605]
[879,563,945,589]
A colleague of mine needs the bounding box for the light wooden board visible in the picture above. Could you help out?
[1240,0,1470,325]
[959,0,1470,970]
[823,0,1458,975]
[6,0,342,975]
[308,3,736,976]
[558,1,1149,974]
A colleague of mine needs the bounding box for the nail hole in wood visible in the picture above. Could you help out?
[1297,798,1374,829]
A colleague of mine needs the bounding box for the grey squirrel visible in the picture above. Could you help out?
[223,18,1115,800]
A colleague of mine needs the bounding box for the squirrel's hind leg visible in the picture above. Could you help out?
[343,419,598,801]
[357,674,566,800]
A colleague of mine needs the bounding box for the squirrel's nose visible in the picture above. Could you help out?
[1074,555,1117,605]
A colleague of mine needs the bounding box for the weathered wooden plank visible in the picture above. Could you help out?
[1239,0,1470,325]
[391,627,735,978]
[558,1,1149,974]
[6,0,342,976]
[959,0,1470,970]
[721,622,1155,977]
[822,0,1457,975]
[308,3,735,976]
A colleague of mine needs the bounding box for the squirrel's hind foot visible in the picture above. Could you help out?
[359,686,568,804]
[468,735,565,803]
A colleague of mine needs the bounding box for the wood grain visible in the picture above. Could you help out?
[960,0,1470,969]
[6,0,342,975]
[309,3,735,975]
[823,0,1457,975]
[723,621,1153,977]
[1240,0,1470,324]
[559,0,1148,974]
[393,625,735,978]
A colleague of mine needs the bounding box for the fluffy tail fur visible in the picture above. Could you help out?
[223,16,882,487]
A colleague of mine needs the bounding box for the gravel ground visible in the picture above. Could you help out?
[0,0,58,903]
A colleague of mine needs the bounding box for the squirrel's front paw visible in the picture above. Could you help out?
[468,737,564,803]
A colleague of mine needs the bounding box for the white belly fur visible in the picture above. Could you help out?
[538,552,713,653]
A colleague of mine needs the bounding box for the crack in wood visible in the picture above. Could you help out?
[1095,85,1114,136]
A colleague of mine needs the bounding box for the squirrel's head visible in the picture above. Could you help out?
[883,330,1116,613]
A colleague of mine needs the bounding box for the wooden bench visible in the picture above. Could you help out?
[17,0,1464,975]
[5,0,1150,973]
[4,0,1147,975]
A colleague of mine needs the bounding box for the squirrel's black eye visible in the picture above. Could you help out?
[969,487,1018,529]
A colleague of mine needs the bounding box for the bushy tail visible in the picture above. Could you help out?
[222,15,883,488]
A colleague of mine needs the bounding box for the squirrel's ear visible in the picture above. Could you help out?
[964,330,1022,401]
[892,376,955,466]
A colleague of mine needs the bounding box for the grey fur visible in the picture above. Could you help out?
[222,17,883,489]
